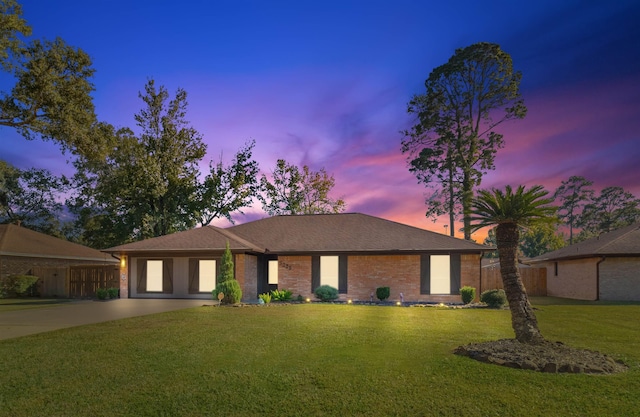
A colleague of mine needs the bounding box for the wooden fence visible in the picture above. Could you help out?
[30,265,119,298]
[480,265,547,296]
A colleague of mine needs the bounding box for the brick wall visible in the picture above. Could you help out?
[276,253,482,303]
[1,255,113,279]
[599,257,640,301]
[545,258,598,300]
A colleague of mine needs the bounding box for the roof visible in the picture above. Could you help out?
[103,225,263,253]
[529,222,640,263]
[104,213,489,254]
[0,224,117,263]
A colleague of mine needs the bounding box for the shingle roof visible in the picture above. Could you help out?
[529,222,640,263]
[0,224,117,263]
[228,213,488,253]
[103,225,263,253]
[103,213,489,254]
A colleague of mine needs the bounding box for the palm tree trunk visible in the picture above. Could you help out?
[496,223,545,344]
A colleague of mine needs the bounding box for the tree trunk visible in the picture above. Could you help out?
[496,223,545,344]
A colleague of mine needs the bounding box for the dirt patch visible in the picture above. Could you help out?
[454,339,628,374]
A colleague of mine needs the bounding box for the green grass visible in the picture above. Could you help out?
[0,303,639,416]
[0,298,72,312]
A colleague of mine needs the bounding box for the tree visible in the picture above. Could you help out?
[519,224,565,258]
[70,80,206,247]
[577,186,640,240]
[196,140,259,225]
[553,176,594,244]
[219,241,234,283]
[470,185,557,344]
[402,42,526,240]
[0,160,69,236]
[0,0,101,159]
[259,159,345,216]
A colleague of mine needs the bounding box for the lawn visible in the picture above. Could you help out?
[0,302,638,417]
[0,298,71,312]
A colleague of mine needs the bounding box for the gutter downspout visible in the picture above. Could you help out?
[596,256,606,301]
[479,252,485,300]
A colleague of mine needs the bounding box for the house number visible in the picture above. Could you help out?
[279,261,292,270]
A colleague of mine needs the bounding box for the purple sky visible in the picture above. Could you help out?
[1,0,639,239]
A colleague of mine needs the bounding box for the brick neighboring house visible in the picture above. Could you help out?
[0,224,118,278]
[528,223,640,301]
[104,213,490,303]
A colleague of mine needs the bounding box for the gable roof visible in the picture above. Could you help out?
[103,225,263,253]
[529,222,640,263]
[228,213,488,253]
[105,213,490,254]
[0,224,117,263]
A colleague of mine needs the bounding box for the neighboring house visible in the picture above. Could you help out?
[528,223,640,301]
[0,224,118,277]
[103,213,490,303]
[0,224,119,296]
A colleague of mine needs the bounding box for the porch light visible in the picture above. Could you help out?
[120,256,127,268]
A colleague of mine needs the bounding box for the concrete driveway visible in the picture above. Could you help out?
[0,298,209,340]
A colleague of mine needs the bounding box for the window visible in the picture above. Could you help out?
[146,260,163,292]
[312,255,348,294]
[320,256,340,288]
[199,260,217,292]
[268,260,279,285]
[420,254,460,295]
[430,255,450,294]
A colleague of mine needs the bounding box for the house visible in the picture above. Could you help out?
[528,223,640,301]
[103,213,491,303]
[0,224,119,296]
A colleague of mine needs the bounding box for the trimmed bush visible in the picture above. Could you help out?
[480,289,507,308]
[258,292,272,304]
[376,286,390,301]
[213,279,243,304]
[96,288,109,300]
[219,241,234,283]
[270,289,292,301]
[314,285,338,302]
[3,275,39,297]
[460,286,476,304]
[107,287,119,299]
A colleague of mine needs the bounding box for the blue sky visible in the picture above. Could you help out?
[2,0,639,237]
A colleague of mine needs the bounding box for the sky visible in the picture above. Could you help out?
[1,0,639,240]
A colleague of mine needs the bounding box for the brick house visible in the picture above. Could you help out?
[103,213,490,303]
[528,222,640,301]
[0,224,118,277]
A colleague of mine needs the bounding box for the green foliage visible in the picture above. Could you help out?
[577,186,640,241]
[553,176,594,245]
[480,289,507,308]
[0,160,69,236]
[314,285,338,302]
[270,289,292,301]
[259,159,346,216]
[376,286,390,301]
[0,1,100,159]
[213,279,242,304]
[196,140,260,225]
[402,42,526,240]
[296,294,304,302]
[258,293,272,304]
[96,288,108,300]
[2,274,38,297]
[107,287,119,299]
[520,224,565,258]
[219,241,234,283]
[459,286,476,304]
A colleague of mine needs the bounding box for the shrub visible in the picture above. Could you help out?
[3,275,39,297]
[480,289,507,308]
[296,294,304,302]
[270,288,292,301]
[219,241,234,283]
[376,286,390,301]
[213,279,243,304]
[460,286,476,304]
[258,292,272,304]
[96,288,109,300]
[107,287,119,299]
[314,285,338,302]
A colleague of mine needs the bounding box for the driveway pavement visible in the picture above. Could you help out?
[0,298,209,340]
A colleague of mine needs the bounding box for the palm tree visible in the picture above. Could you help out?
[470,185,557,344]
